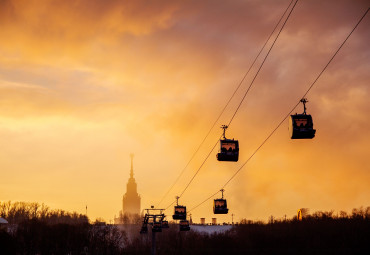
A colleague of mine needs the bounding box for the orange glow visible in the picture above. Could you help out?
[0,0,369,223]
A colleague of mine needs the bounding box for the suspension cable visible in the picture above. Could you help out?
[227,0,298,127]
[188,6,369,213]
[156,0,295,207]
[177,0,299,203]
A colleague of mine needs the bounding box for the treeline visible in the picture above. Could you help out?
[229,207,370,255]
[0,201,125,254]
[127,206,370,255]
[0,201,88,224]
[1,202,369,254]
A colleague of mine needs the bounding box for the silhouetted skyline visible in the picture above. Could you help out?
[122,154,141,215]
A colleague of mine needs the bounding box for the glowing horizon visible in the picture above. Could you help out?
[1,0,369,223]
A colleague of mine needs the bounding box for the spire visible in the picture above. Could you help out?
[130,153,134,178]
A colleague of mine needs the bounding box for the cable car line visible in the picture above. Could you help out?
[165,200,175,211]
[188,190,220,213]
[156,0,295,208]
[163,137,221,211]
[171,0,299,205]
[188,6,369,213]
[226,0,298,127]
[179,138,220,198]
[296,7,369,101]
[163,136,224,212]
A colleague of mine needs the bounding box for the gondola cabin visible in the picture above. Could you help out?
[162,220,169,228]
[179,220,190,231]
[289,114,316,139]
[217,139,239,162]
[290,98,316,139]
[152,221,162,232]
[213,199,229,214]
[172,205,187,220]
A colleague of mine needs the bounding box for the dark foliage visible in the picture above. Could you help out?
[124,207,370,255]
[1,219,125,254]
[0,201,126,254]
[1,202,369,254]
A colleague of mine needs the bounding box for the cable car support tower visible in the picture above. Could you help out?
[140,206,166,255]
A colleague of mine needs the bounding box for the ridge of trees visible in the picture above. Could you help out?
[1,201,369,254]
[0,201,88,225]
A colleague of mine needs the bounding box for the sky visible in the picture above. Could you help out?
[0,0,369,223]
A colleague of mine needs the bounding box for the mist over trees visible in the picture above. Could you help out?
[0,201,88,224]
[0,201,123,254]
[116,211,141,225]
[0,201,369,254]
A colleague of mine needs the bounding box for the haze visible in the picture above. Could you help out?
[0,0,369,223]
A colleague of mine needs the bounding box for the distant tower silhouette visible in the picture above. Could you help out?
[122,154,141,214]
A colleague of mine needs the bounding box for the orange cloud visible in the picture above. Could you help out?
[0,0,369,222]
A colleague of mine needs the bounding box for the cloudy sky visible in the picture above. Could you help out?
[1,0,369,223]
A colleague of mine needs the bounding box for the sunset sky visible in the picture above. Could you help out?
[1,0,369,223]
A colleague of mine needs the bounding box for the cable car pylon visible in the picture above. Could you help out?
[140,206,166,234]
[139,206,168,255]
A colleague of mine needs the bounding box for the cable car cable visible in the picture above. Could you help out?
[166,0,299,211]
[227,0,298,127]
[188,6,369,213]
[188,190,220,213]
[156,0,295,207]
[179,138,220,198]
[174,0,299,203]
[165,200,175,211]
[163,137,220,211]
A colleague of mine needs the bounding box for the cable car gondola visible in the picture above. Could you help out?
[213,189,229,214]
[152,221,162,232]
[217,125,239,162]
[161,220,169,228]
[290,98,316,139]
[179,220,190,231]
[173,205,187,220]
[173,196,187,220]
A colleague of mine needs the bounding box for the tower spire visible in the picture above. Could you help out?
[130,153,134,178]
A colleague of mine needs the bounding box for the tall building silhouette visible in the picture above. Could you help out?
[122,154,141,215]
